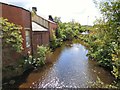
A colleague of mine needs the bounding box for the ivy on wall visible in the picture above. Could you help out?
[0,17,23,52]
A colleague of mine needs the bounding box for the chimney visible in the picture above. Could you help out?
[49,15,54,22]
[32,7,37,14]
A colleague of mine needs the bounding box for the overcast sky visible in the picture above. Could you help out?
[0,0,101,25]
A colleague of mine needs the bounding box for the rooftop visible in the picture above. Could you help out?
[32,22,48,31]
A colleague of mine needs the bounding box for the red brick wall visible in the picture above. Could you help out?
[48,22,58,41]
[32,31,49,55]
[1,3,32,66]
[1,3,32,54]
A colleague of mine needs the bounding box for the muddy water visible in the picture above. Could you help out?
[19,41,114,88]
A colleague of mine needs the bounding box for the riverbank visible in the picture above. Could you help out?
[78,32,120,88]
[3,40,115,89]
[2,39,119,89]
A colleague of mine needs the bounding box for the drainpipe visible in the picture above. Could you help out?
[30,12,34,57]
[48,21,51,43]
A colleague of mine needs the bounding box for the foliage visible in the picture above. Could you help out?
[54,17,62,23]
[80,25,91,32]
[57,22,82,40]
[89,77,118,88]
[51,17,89,49]
[24,45,52,67]
[79,0,120,79]
[0,17,23,52]
[50,30,63,49]
[51,17,86,49]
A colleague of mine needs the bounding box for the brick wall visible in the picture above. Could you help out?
[1,3,32,67]
[32,31,49,55]
[1,3,32,52]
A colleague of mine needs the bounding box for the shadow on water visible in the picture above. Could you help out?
[17,40,115,88]
[2,68,34,89]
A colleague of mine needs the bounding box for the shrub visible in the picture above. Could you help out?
[0,17,23,52]
[81,0,120,79]
[24,45,52,67]
[50,30,63,49]
[89,77,118,88]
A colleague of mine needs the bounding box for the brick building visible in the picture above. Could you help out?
[1,2,32,66]
[32,14,58,54]
[32,21,49,54]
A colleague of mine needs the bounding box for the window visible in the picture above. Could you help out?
[25,30,31,48]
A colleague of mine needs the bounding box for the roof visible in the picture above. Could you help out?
[34,14,57,25]
[0,2,30,13]
[32,22,48,31]
[48,19,57,24]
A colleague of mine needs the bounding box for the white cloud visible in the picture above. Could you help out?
[0,0,101,25]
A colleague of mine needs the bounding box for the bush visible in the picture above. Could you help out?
[50,30,63,49]
[80,0,120,80]
[24,45,52,67]
[0,17,23,52]
[89,77,118,88]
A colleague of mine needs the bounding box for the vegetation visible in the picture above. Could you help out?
[1,18,52,80]
[2,0,120,87]
[1,18,24,80]
[50,30,63,49]
[79,0,120,81]
[24,45,52,68]
[0,18,23,52]
[89,77,118,88]
[57,21,81,40]
[51,18,88,49]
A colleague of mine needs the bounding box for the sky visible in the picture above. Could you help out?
[0,0,101,25]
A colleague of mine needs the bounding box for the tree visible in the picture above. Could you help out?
[88,0,120,79]
[54,16,61,23]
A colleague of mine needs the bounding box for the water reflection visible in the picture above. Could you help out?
[19,42,114,88]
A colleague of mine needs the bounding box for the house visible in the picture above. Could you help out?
[32,21,49,54]
[32,9,58,54]
[1,2,32,66]
[32,10,58,40]
[1,2,58,80]
[1,3,58,65]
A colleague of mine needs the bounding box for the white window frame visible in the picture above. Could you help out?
[25,28,31,48]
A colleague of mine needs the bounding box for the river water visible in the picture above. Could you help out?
[19,41,114,88]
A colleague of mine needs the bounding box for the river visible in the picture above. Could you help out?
[19,40,114,88]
